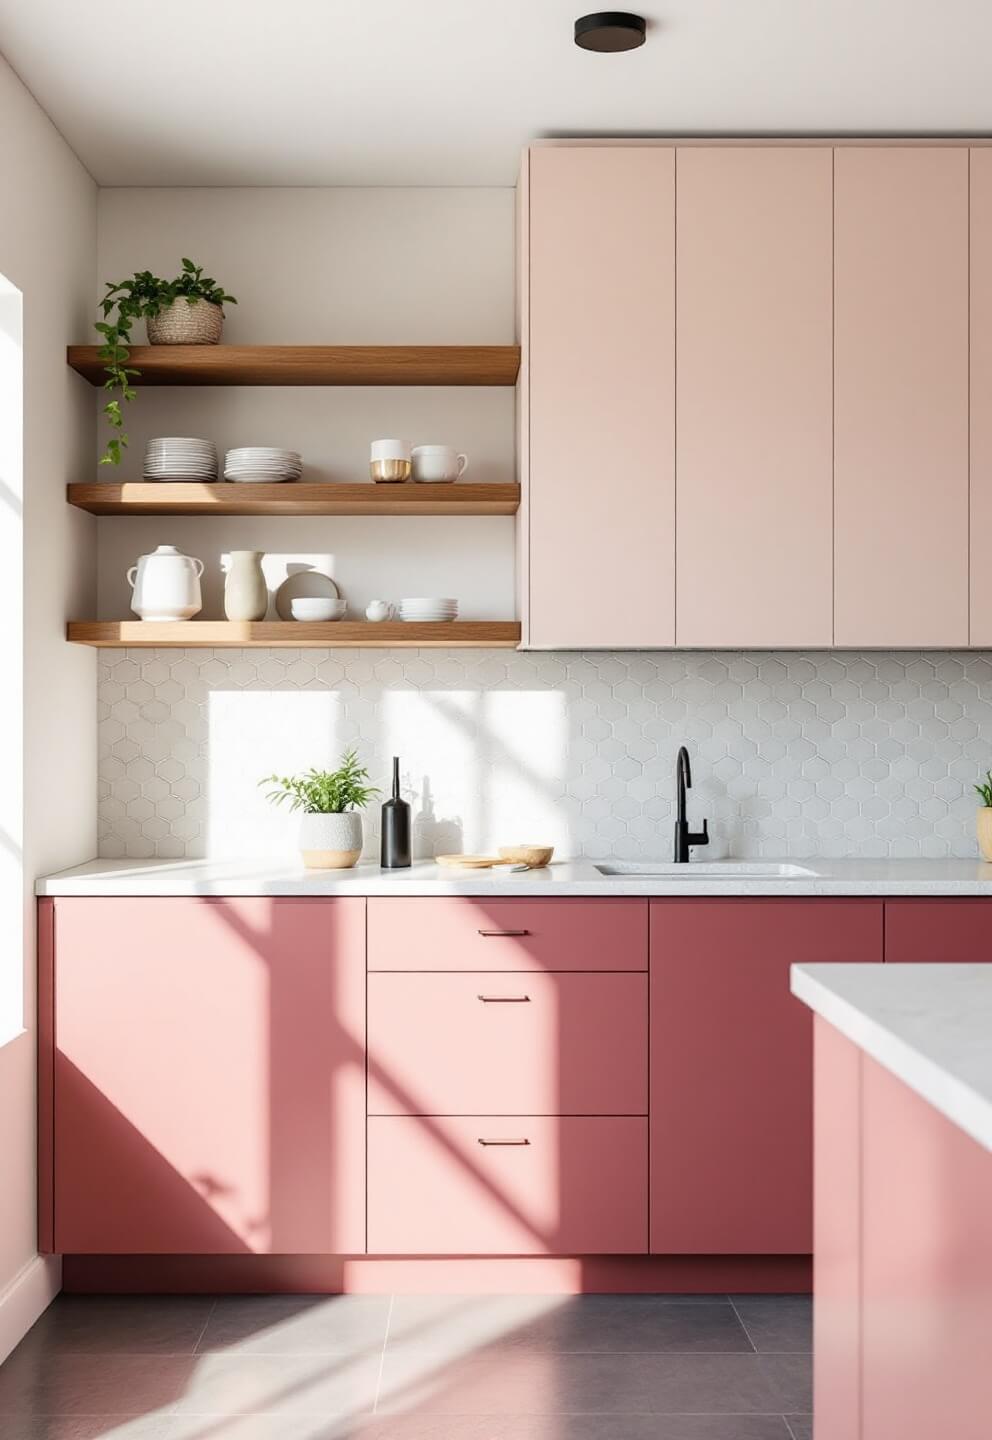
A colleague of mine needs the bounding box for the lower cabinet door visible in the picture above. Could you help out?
[367,1116,648,1254]
[884,899,992,962]
[53,897,367,1254]
[649,898,883,1254]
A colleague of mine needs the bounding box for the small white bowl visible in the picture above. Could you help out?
[290,598,347,622]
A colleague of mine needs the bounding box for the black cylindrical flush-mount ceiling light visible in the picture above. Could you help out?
[574,12,647,52]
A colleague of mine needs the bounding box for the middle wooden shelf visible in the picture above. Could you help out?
[67,481,520,517]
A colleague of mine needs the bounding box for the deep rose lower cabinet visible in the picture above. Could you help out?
[43,897,366,1254]
[365,897,650,1255]
[649,899,883,1254]
[53,892,982,1266]
[884,898,992,962]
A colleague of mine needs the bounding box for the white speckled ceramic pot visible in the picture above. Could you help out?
[299,811,363,869]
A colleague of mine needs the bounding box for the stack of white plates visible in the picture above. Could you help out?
[399,597,459,622]
[144,437,217,481]
[224,447,303,483]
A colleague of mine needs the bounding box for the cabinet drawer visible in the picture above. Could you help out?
[368,972,647,1116]
[367,898,647,972]
[367,1116,648,1255]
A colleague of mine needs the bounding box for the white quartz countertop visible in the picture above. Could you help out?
[792,963,992,1154]
[35,855,992,897]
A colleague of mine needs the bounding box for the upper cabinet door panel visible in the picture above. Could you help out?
[527,146,675,648]
[676,147,834,647]
[971,149,992,645]
[834,147,969,648]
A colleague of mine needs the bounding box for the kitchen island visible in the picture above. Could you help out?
[792,962,992,1440]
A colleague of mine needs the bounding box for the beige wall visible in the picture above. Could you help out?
[0,52,96,1354]
[95,188,515,621]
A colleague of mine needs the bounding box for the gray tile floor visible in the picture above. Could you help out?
[0,1293,812,1439]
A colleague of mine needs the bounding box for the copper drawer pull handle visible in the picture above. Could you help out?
[477,928,530,937]
[477,994,531,1003]
[477,1137,530,1146]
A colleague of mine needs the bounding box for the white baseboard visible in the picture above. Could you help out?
[0,1254,61,1364]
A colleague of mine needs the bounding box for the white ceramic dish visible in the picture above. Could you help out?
[224,447,302,484]
[275,569,341,620]
[290,598,347,622]
[145,439,218,481]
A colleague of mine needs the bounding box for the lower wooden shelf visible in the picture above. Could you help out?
[66,620,521,649]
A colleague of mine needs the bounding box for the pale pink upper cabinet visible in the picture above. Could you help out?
[834,147,969,647]
[971,150,992,644]
[675,147,833,647]
[526,145,675,647]
[53,897,367,1254]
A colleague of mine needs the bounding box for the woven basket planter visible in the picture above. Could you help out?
[146,298,224,345]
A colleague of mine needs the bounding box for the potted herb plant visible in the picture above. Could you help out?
[261,751,380,869]
[95,258,237,464]
[975,771,992,861]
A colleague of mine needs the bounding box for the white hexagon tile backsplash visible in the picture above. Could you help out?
[97,649,992,862]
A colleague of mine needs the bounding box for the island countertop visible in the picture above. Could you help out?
[792,961,992,1154]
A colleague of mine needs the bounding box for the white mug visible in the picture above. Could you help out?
[366,600,394,622]
[411,444,468,484]
[370,438,411,483]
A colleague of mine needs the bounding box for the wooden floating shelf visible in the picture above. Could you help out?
[67,344,521,387]
[66,621,522,649]
[66,481,520,517]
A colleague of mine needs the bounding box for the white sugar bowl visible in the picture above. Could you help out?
[127,544,204,622]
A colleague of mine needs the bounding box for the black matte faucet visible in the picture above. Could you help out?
[674,745,709,863]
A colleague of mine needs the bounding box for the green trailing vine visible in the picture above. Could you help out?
[95,258,237,465]
[260,751,380,814]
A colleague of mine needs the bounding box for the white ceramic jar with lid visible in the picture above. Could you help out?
[127,544,204,621]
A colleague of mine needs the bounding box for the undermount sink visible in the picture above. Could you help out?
[594,861,819,879]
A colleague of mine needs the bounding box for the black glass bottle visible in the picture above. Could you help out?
[380,756,411,868]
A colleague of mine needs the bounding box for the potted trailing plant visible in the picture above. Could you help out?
[261,751,380,869]
[95,258,237,464]
[975,771,992,861]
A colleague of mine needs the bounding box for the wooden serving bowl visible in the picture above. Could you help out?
[498,844,555,868]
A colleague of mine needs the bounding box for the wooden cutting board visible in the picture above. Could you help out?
[435,854,516,869]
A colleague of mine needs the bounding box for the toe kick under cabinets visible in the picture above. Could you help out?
[47,892,991,1263]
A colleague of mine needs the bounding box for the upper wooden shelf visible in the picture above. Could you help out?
[67,481,519,517]
[66,344,521,387]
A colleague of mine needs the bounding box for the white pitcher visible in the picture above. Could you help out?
[127,545,204,621]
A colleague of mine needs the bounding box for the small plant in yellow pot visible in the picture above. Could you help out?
[975,771,992,861]
[261,751,379,869]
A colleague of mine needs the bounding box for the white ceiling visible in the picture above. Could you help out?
[2,0,991,187]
